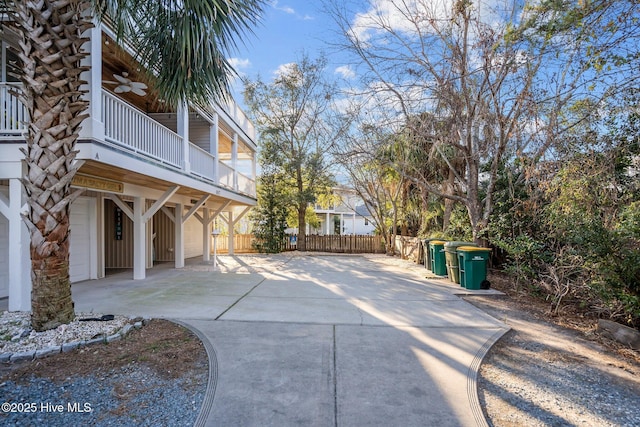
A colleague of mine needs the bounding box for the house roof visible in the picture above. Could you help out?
[354,205,372,218]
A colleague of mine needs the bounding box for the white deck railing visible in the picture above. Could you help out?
[238,172,256,196]
[0,83,27,135]
[219,99,255,141]
[189,143,216,181]
[0,85,255,197]
[102,90,183,168]
[218,161,234,189]
[102,90,255,196]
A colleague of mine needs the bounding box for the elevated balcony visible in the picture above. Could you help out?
[0,83,256,198]
[0,83,26,136]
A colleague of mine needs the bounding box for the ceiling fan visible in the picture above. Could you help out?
[103,72,148,96]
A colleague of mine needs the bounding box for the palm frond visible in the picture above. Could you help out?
[94,0,265,107]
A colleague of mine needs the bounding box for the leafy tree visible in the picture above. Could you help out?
[328,0,629,244]
[490,91,640,325]
[251,172,289,253]
[243,54,341,250]
[334,122,405,254]
[1,0,264,330]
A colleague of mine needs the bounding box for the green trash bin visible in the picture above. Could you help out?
[457,246,492,290]
[423,238,439,271]
[444,241,477,284]
[429,240,448,276]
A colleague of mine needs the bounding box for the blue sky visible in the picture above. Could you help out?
[229,1,355,102]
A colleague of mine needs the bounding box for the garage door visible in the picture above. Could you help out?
[0,214,8,298]
[70,197,92,283]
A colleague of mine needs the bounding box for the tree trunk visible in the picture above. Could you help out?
[297,206,307,251]
[12,0,92,330]
[30,226,75,331]
[442,169,456,231]
[389,200,399,256]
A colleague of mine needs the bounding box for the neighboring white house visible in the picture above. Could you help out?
[309,187,376,236]
[0,20,257,311]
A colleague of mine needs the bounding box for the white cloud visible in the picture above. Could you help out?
[272,1,315,20]
[335,65,356,79]
[350,0,509,44]
[272,1,295,15]
[228,58,252,97]
[273,62,298,78]
[350,0,447,43]
[228,57,252,71]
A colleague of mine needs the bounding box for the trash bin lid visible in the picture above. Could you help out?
[430,240,447,245]
[444,241,477,252]
[444,241,477,248]
[456,246,491,252]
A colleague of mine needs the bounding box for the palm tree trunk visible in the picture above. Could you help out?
[10,0,92,331]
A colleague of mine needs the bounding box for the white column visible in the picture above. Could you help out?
[174,203,185,268]
[146,209,153,269]
[252,150,257,182]
[251,150,257,196]
[97,193,105,279]
[232,133,238,190]
[210,113,219,183]
[227,211,234,255]
[326,212,331,235]
[89,197,98,279]
[133,197,146,280]
[340,213,344,235]
[352,213,356,235]
[8,179,30,311]
[79,19,104,140]
[177,103,190,173]
[202,207,211,262]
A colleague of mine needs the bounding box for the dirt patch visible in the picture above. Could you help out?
[0,319,207,382]
[481,271,640,364]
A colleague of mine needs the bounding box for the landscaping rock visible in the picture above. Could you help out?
[597,319,640,350]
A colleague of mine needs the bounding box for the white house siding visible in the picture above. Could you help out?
[148,113,212,152]
[69,197,93,282]
[184,214,204,258]
[188,119,212,152]
[344,217,375,236]
[148,113,177,133]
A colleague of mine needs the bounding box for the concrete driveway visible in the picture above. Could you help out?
[73,253,508,427]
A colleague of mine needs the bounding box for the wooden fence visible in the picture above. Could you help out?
[283,235,385,254]
[214,234,385,254]
[215,234,256,253]
[394,236,423,262]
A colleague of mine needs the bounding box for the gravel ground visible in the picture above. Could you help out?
[0,319,207,427]
[0,365,204,426]
[466,294,640,427]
